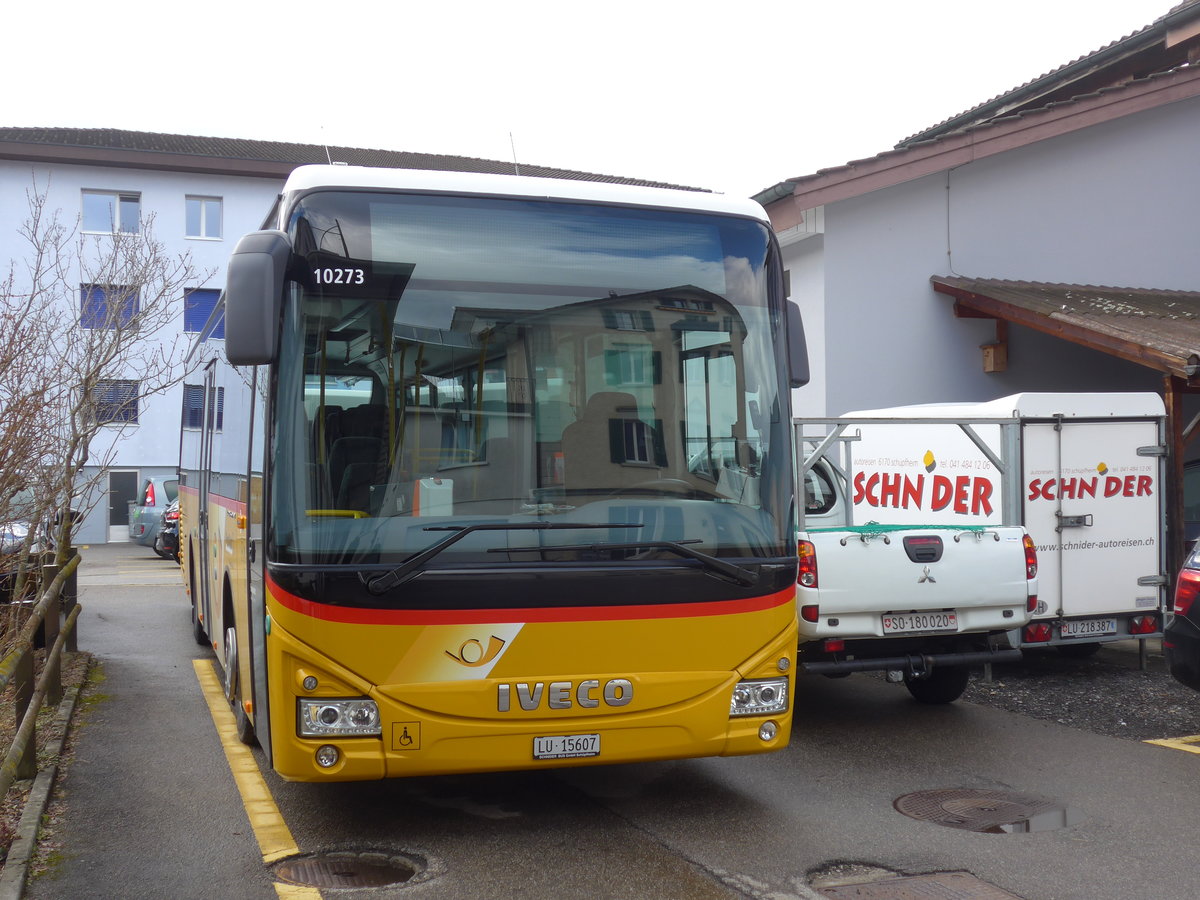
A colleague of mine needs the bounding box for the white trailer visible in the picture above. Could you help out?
[800,393,1166,655]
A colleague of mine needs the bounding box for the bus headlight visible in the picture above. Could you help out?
[729,678,789,716]
[298,699,382,737]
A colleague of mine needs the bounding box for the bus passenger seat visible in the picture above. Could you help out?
[328,436,382,511]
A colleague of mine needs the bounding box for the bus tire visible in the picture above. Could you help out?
[223,624,258,746]
[189,558,208,646]
[904,666,970,704]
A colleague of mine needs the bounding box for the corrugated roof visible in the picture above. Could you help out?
[0,127,703,191]
[931,276,1200,380]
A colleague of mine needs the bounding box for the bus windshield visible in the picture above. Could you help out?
[269,190,792,571]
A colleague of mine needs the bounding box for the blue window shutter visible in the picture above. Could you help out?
[182,384,205,429]
[184,288,223,338]
[81,285,106,328]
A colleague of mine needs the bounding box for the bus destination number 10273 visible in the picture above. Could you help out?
[313,267,366,285]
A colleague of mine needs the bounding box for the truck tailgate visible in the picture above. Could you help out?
[805,526,1031,616]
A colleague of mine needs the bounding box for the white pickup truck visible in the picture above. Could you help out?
[795,423,1039,703]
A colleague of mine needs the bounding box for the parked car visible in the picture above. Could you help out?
[1,487,44,603]
[129,477,178,553]
[1165,545,1200,691]
[157,499,180,562]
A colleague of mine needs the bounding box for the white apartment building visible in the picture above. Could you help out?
[0,129,677,544]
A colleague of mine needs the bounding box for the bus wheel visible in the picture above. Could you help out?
[223,625,257,746]
[189,551,207,646]
[904,666,970,704]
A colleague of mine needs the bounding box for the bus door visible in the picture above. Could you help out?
[196,361,219,641]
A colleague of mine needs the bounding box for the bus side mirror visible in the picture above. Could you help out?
[787,301,810,388]
[225,230,291,366]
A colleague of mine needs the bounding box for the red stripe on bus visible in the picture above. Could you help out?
[266,573,793,625]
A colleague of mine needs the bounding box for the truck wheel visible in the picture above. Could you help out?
[1056,642,1101,659]
[905,666,970,704]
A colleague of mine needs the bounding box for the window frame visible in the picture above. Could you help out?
[185,195,223,240]
[82,190,141,235]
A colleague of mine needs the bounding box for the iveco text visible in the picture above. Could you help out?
[497,679,634,712]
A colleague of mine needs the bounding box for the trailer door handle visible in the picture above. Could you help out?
[1056,513,1093,530]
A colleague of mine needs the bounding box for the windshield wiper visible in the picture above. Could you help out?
[500,539,758,587]
[363,522,643,594]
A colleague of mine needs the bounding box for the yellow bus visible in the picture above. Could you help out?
[180,165,808,781]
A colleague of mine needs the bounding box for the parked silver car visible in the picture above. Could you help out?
[128,477,178,556]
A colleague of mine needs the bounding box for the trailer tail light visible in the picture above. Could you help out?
[797,540,818,588]
[1024,623,1052,643]
[1174,568,1200,615]
[1027,594,1038,614]
[1129,615,1158,635]
[1023,534,1038,579]
[800,604,820,623]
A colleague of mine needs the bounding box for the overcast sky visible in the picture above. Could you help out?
[8,0,1173,197]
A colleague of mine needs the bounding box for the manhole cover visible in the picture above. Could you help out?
[894,788,1080,833]
[820,870,1023,899]
[275,851,423,889]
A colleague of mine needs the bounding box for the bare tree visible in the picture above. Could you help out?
[0,175,209,636]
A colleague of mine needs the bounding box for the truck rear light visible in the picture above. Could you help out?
[1024,623,1052,642]
[823,638,845,652]
[1023,534,1038,579]
[800,604,820,623]
[1174,569,1200,615]
[797,540,818,588]
[1129,615,1158,635]
[1027,593,1038,614]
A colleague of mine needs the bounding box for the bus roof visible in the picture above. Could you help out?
[281,165,770,223]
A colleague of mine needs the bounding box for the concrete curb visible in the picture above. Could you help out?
[0,661,89,900]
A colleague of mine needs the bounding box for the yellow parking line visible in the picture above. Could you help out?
[193,660,322,899]
[1144,734,1200,755]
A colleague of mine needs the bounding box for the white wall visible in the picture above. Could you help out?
[783,233,826,419]
[0,160,282,542]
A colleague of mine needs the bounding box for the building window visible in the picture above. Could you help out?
[182,384,223,431]
[184,288,224,338]
[186,196,222,239]
[82,190,140,234]
[80,285,138,329]
[91,380,139,424]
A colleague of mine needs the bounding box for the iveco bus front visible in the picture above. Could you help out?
[181,165,808,780]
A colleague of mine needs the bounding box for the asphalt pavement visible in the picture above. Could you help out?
[10,542,1200,900]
